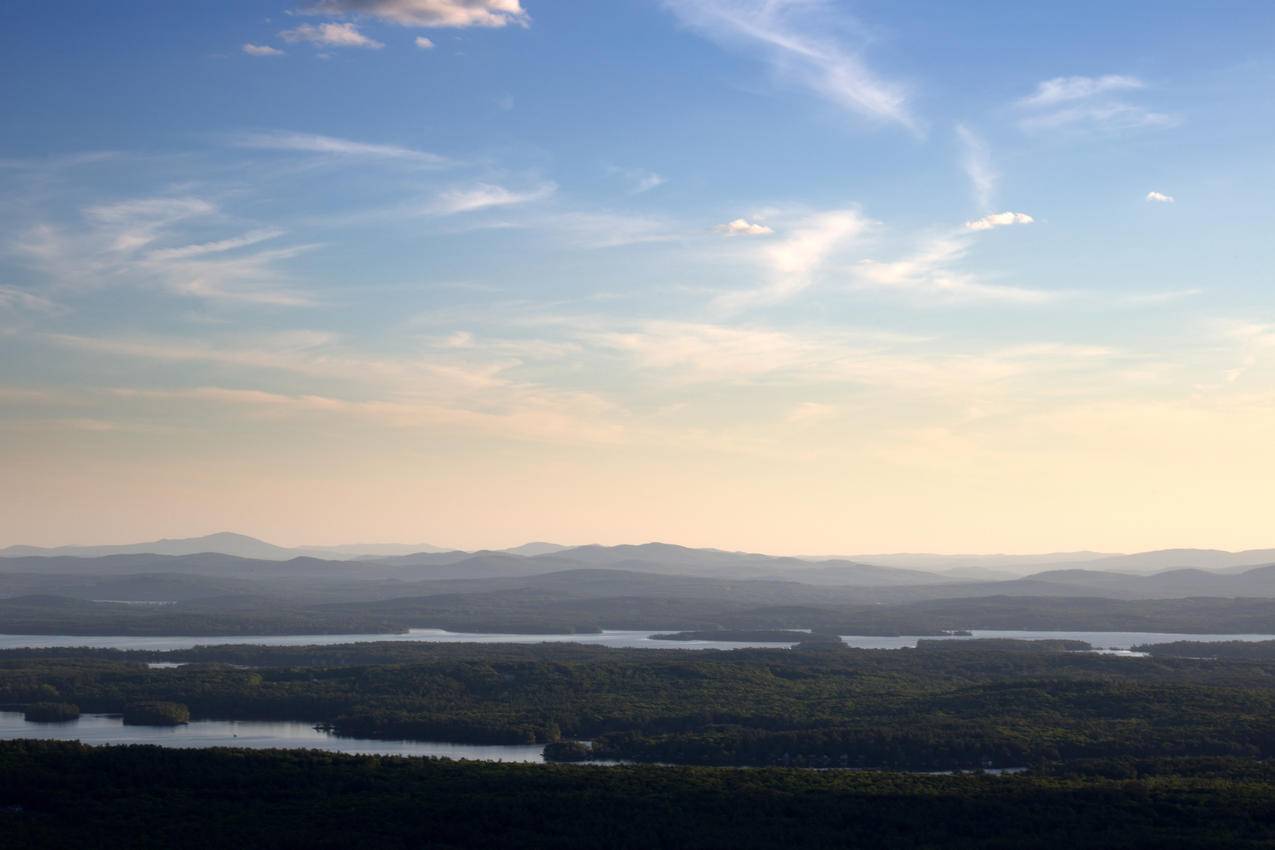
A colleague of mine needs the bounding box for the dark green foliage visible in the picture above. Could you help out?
[121,701,189,726]
[21,702,79,723]
[9,641,1275,770]
[1138,640,1275,660]
[3,742,1275,849]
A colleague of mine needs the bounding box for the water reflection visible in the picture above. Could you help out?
[0,629,799,652]
[0,711,549,761]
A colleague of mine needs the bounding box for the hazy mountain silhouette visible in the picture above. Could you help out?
[0,532,452,561]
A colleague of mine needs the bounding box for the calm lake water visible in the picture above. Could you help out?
[0,628,1271,653]
[0,629,800,652]
[0,711,551,761]
[856,629,1275,657]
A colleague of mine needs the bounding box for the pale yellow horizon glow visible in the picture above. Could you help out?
[5,378,1275,555]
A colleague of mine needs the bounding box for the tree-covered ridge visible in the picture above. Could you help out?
[3,742,1275,849]
[7,642,1275,769]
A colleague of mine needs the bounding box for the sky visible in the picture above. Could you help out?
[2,1,1275,554]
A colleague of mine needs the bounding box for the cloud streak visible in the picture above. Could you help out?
[1016,74,1178,133]
[1019,74,1144,107]
[232,131,447,166]
[243,43,285,56]
[956,125,996,210]
[715,209,871,311]
[428,182,556,215]
[280,22,384,49]
[300,0,529,28]
[663,0,916,131]
[10,195,312,306]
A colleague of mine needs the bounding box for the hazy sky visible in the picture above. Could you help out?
[3,1,1275,553]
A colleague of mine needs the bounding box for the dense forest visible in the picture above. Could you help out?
[1137,640,1275,660]
[7,640,1275,770]
[3,741,1275,849]
[9,586,1275,636]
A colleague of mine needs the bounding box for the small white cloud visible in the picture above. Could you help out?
[964,211,1034,231]
[1019,74,1144,108]
[1146,191,1175,204]
[280,22,384,49]
[717,218,774,236]
[414,36,435,49]
[300,0,529,28]
[243,43,285,56]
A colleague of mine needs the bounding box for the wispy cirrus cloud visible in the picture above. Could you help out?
[662,0,916,132]
[0,285,58,314]
[541,211,679,249]
[280,22,384,49]
[714,209,872,312]
[855,221,1052,305]
[428,182,556,215]
[10,195,311,306]
[1018,74,1144,108]
[955,124,996,210]
[145,229,286,263]
[300,0,529,28]
[607,165,667,195]
[1016,74,1178,133]
[232,131,448,166]
[585,318,1114,393]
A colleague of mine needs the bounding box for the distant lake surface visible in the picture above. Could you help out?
[0,629,801,652]
[892,630,1275,652]
[0,711,551,761]
[0,628,1271,653]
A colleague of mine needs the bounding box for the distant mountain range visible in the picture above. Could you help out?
[5,534,1275,580]
[6,537,1275,637]
[0,532,455,561]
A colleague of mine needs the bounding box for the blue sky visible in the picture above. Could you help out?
[3,1,1275,552]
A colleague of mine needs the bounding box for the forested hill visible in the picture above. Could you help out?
[3,742,1275,849]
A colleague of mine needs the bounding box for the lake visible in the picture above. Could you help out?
[0,629,801,652]
[0,711,552,761]
[0,628,1271,653]
[889,630,1275,651]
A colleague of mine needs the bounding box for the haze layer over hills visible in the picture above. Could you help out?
[3,533,1275,638]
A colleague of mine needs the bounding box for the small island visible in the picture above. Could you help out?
[23,702,81,723]
[122,701,190,726]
